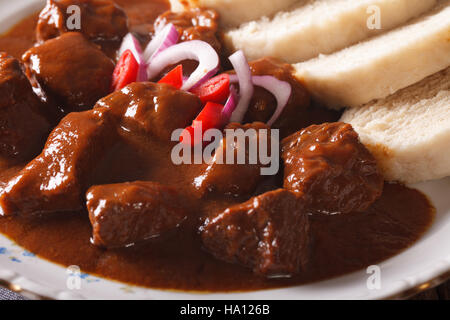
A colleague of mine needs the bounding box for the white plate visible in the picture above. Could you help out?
[1,0,450,300]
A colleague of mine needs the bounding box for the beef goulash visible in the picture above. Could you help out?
[0,0,438,292]
[201,189,310,277]
[87,181,188,248]
[23,32,115,114]
[281,122,384,215]
[0,53,51,162]
[36,0,128,57]
[193,122,274,198]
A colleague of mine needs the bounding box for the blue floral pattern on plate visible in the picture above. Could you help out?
[0,241,102,285]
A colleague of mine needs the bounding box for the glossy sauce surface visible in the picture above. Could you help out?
[0,0,435,292]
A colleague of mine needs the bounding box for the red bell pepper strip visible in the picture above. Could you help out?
[180,102,225,146]
[179,125,200,146]
[158,64,183,89]
[191,73,230,104]
[111,49,139,92]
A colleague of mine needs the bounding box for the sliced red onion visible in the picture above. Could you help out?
[143,23,179,62]
[228,51,254,123]
[228,74,238,83]
[118,33,148,82]
[229,73,292,126]
[252,76,292,126]
[147,40,219,91]
[119,33,142,62]
[222,85,238,123]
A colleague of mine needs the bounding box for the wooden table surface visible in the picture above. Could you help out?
[411,280,450,300]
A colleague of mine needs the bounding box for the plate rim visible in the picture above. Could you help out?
[0,243,450,300]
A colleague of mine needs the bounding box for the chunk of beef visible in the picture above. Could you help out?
[193,122,278,198]
[281,122,384,214]
[155,8,221,54]
[0,107,117,216]
[201,189,310,276]
[23,32,114,113]
[36,0,128,55]
[95,82,202,141]
[243,58,311,138]
[0,82,201,216]
[0,53,50,161]
[87,181,188,248]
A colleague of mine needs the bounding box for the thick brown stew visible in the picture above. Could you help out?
[0,0,435,292]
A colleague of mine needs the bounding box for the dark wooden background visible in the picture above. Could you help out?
[411,280,450,300]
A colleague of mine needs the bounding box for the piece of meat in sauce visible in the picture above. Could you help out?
[193,122,277,198]
[0,53,50,161]
[0,107,117,216]
[243,58,311,138]
[36,0,128,55]
[22,32,114,113]
[95,82,202,141]
[281,122,384,214]
[87,181,188,248]
[201,189,310,277]
[155,8,221,54]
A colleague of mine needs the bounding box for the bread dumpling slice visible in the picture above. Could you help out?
[169,0,299,28]
[294,1,450,109]
[224,0,437,63]
[341,67,450,184]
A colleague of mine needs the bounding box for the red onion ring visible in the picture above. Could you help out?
[146,40,220,91]
[229,73,292,126]
[143,23,179,62]
[252,75,292,126]
[222,85,238,123]
[228,51,254,123]
[119,33,142,62]
[118,33,148,82]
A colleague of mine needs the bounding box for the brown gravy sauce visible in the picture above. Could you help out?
[0,0,435,292]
